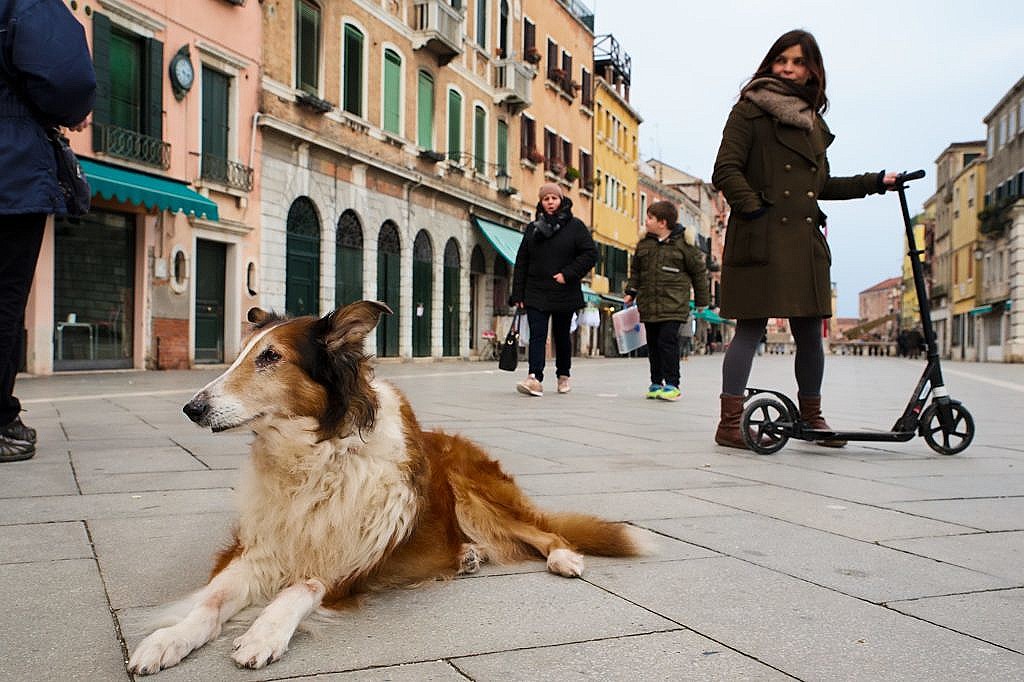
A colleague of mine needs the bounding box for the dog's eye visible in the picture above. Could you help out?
[255,347,281,368]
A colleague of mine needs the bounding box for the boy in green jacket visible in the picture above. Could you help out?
[624,201,710,401]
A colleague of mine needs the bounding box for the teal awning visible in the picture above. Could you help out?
[472,215,522,265]
[581,283,602,305]
[690,301,734,325]
[80,158,219,220]
[969,304,992,316]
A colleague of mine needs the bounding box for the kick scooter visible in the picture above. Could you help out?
[740,169,975,456]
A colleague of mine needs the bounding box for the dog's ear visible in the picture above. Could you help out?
[322,301,392,352]
[247,307,279,329]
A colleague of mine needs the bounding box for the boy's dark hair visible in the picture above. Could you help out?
[647,200,678,226]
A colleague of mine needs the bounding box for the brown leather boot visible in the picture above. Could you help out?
[714,393,748,449]
[798,394,846,448]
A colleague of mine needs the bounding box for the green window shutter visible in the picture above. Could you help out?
[447,90,461,161]
[476,0,487,49]
[297,1,320,94]
[145,38,163,139]
[496,120,508,173]
[473,106,485,174]
[383,49,401,135]
[343,24,363,115]
[91,13,111,150]
[417,71,434,149]
[109,31,142,132]
[201,66,230,181]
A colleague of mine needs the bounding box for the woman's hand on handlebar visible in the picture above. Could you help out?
[882,170,899,189]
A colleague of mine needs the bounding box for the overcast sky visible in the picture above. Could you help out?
[592,0,1023,317]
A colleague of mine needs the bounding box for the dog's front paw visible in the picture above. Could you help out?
[546,548,585,577]
[128,629,193,675]
[232,626,289,669]
[458,543,487,574]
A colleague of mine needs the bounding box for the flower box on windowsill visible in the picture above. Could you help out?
[296,92,333,114]
[419,149,446,163]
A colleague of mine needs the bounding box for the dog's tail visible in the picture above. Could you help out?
[542,512,649,557]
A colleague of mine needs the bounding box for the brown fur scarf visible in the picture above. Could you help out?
[742,77,815,131]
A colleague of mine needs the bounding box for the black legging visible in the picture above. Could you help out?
[721,317,824,397]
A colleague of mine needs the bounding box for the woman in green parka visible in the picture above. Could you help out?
[711,29,897,450]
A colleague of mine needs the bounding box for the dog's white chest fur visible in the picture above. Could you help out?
[237,383,417,595]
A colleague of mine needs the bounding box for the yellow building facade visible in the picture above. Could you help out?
[950,158,985,360]
[590,34,640,294]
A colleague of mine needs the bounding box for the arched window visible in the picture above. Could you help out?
[412,230,433,357]
[335,209,363,307]
[376,221,401,356]
[285,197,321,316]
[443,238,461,356]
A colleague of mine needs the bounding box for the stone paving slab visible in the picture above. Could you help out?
[117,572,677,680]
[639,512,1014,602]
[532,489,739,521]
[0,520,91,563]
[887,588,1024,652]
[0,488,235,524]
[586,556,1024,681]
[0,458,78,498]
[0,559,129,682]
[517,468,747,496]
[75,468,239,495]
[451,629,792,681]
[881,531,1024,582]
[685,484,974,541]
[887,497,1024,532]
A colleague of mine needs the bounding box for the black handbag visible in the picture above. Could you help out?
[498,311,521,372]
[46,127,91,216]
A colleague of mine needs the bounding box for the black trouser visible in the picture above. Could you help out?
[644,320,682,387]
[0,214,46,425]
[721,317,825,397]
[525,307,573,383]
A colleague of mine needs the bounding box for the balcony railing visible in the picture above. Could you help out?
[411,0,464,64]
[200,154,254,192]
[94,123,170,169]
[493,59,533,111]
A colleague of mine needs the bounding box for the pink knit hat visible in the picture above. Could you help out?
[538,182,563,200]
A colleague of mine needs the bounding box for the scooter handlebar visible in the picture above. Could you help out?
[895,169,926,184]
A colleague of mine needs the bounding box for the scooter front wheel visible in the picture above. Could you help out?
[920,402,974,455]
[741,396,791,455]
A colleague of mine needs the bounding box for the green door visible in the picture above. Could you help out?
[286,198,320,317]
[443,238,460,356]
[376,222,401,356]
[335,210,363,308]
[412,230,433,357]
[195,239,225,363]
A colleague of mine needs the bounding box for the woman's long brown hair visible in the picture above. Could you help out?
[748,29,828,113]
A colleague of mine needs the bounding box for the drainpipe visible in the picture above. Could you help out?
[248,112,262,174]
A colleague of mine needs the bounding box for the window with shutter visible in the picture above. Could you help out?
[343,23,363,115]
[201,66,231,183]
[417,71,434,149]
[383,49,401,135]
[297,1,321,94]
[496,120,508,173]
[473,106,486,174]
[447,90,462,162]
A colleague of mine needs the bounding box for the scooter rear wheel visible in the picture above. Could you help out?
[920,402,974,455]
[741,396,790,455]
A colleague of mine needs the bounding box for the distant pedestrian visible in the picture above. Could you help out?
[711,29,897,450]
[680,318,694,362]
[0,0,95,461]
[623,201,709,401]
[509,183,597,397]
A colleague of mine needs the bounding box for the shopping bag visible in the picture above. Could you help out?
[498,311,522,371]
[612,305,646,354]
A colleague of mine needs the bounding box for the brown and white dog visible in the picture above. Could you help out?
[128,301,643,675]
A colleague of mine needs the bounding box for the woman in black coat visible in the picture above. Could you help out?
[509,183,597,397]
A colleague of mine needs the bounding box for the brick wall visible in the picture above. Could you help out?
[152,318,189,370]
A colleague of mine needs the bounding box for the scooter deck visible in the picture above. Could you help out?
[792,428,917,443]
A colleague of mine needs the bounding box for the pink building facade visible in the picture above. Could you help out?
[24,0,262,373]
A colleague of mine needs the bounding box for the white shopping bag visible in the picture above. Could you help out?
[612,306,646,354]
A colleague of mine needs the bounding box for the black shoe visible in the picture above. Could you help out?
[1,416,36,444]
[0,433,35,462]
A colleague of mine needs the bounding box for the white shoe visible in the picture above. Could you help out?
[516,374,543,397]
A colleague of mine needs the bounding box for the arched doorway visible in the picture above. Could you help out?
[443,238,461,356]
[412,230,433,357]
[335,209,363,308]
[469,245,485,352]
[492,256,510,313]
[376,221,401,356]
[285,197,320,317]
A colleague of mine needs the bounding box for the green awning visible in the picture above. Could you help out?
[690,301,734,325]
[80,158,219,220]
[969,304,993,316]
[472,215,522,265]
[581,283,602,305]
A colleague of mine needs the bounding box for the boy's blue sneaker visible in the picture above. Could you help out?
[646,384,663,399]
[658,385,682,401]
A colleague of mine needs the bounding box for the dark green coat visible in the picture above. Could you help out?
[625,225,710,322]
[712,100,883,320]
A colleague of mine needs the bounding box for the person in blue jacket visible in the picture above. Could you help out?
[0,0,95,461]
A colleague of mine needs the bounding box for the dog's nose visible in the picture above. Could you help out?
[183,395,209,424]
